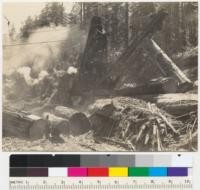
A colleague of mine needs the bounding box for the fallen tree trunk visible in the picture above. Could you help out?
[114,77,178,96]
[54,106,91,135]
[144,38,193,91]
[137,93,197,116]
[115,10,168,65]
[3,109,47,139]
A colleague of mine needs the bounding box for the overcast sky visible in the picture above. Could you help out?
[3,2,73,34]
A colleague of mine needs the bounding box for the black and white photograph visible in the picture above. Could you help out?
[2,2,198,152]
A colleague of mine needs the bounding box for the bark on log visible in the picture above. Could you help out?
[89,113,115,136]
[88,99,115,117]
[29,119,48,140]
[144,38,193,90]
[3,109,47,139]
[43,113,70,136]
[137,93,197,116]
[54,106,91,135]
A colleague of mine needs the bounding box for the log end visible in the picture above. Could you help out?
[29,119,48,140]
[69,113,91,135]
[55,120,70,135]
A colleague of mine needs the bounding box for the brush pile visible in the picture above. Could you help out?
[89,97,197,151]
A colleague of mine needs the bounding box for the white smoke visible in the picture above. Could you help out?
[3,26,70,74]
[3,24,87,101]
[67,66,78,75]
[17,66,48,86]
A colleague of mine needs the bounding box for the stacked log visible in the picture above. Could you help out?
[137,93,197,116]
[54,106,91,135]
[89,99,116,136]
[3,109,47,139]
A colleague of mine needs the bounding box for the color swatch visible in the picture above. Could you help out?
[10,167,190,177]
[10,155,192,178]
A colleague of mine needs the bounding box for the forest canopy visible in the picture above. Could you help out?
[19,2,198,57]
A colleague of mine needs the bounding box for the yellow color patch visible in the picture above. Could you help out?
[109,167,128,177]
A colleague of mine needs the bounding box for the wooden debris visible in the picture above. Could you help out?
[175,130,197,150]
[156,127,163,151]
[152,123,157,149]
[136,124,146,142]
[89,97,186,151]
[144,133,150,145]
[99,137,134,150]
[157,112,179,134]
[126,140,136,151]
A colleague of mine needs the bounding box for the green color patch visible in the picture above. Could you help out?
[128,167,149,176]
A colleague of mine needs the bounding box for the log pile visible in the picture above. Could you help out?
[89,97,197,151]
[3,105,91,140]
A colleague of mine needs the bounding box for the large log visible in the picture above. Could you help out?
[3,109,47,139]
[43,113,70,136]
[144,38,193,91]
[79,77,177,97]
[114,77,178,96]
[29,119,48,140]
[137,93,197,116]
[88,99,115,117]
[54,106,91,135]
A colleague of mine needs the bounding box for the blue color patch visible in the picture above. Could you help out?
[149,167,167,176]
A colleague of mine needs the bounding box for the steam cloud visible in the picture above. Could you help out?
[3,24,87,101]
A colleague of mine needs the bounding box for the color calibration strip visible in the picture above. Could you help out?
[10,154,193,167]
[10,167,190,177]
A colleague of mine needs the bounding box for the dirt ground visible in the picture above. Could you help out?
[2,133,128,152]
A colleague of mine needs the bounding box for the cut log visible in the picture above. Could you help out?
[144,38,193,91]
[3,109,47,139]
[137,93,197,116]
[29,119,48,140]
[89,113,115,136]
[88,99,115,117]
[43,113,70,136]
[54,106,91,135]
